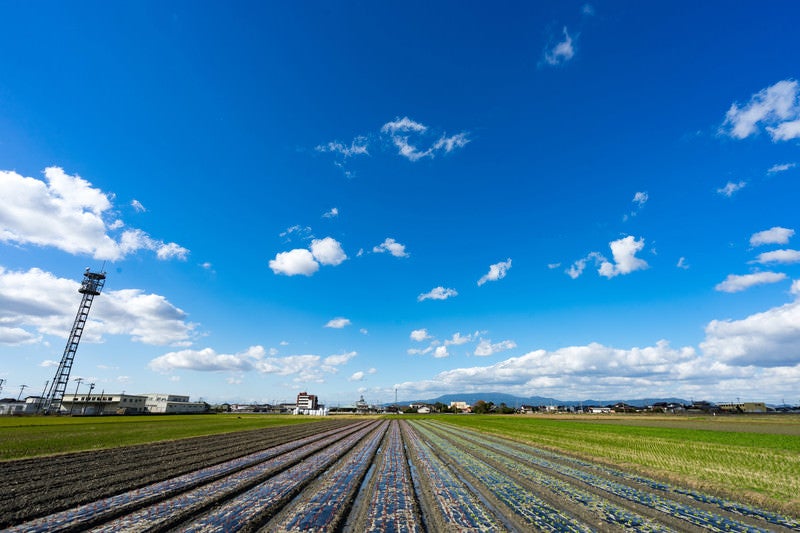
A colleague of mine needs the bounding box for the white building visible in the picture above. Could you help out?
[0,397,42,415]
[144,394,207,414]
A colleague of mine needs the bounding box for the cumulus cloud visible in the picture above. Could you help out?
[750,226,794,247]
[717,180,746,197]
[322,207,339,218]
[474,339,517,357]
[310,237,347,266]
[543,26,575,66]
[269,249,319,276]
[720,79,800,141]
[715,272,787,293]
[701,299,800,366]
[395,340,697,399]
[0,266,195,347]
[752,249,800,264]
[410,328,431,342]
[598,236,648,278]
[0,326,39,345]
[477,258,512,286]
[349,371,365,381]
[269,236,346,276]
[418,286,458,302]
[373,237,409,258]
[396,296,800,401]
[0,167,188,261]
[433,346,449,358]
[149,345,356,383]
[325,317,351,329]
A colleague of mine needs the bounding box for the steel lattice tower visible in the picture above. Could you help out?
[42,269,106,414]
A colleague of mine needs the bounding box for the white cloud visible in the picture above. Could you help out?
[360,328,368,335]
[325,317,351,329]
[752,249,800,264]
[598,236,648,278]
[380,117,469,162]
[269,249,319,276]
[477,258,512,286]
[791,280,800,296]
[717,180,746,197]
[323,351,357,367]
[543,27,575,66]
[566,258,588,279]
[433,346,449,358]
[0,266,195,347]
[418,286,458,302]
[322,207,339,218]
[474,339,517,357]
[149,346,264,372]
[432,132,470,153]
[131,199,146,212]
[149,345,353,384]
[701,299,800,366]
[315,136,369,158]
[310,237,347,266]
[269,236,346,277]
[676,257,690,270]
[0,168,188,261]
[410,328,431,342]
[633,191,648,207]
[279,225,312,241]
[767,162,796,174]
[349,371,365,381]
[721,79,800,141]
[0,326,39,345]
[373,237,409,258]
[715,272,787,293]
[750,226,794,246]
[445,332,474,346]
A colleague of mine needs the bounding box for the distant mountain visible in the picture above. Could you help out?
[400,392,689,408]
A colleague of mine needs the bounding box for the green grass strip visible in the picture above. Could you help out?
[0,414,325,460]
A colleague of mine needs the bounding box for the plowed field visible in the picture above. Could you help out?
[3,418,798,532]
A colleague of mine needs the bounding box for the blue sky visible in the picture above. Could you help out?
[2,2,800,406]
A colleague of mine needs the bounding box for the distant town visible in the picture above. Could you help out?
[2,388,799,417]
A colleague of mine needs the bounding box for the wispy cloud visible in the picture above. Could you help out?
[322,207,339,218]
[474,338,517,357]
[381,117,470,162]
[767,162,796,174]
[717,180,746,197]
[543,26,575,66]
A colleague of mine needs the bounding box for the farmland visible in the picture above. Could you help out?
[2,416,798,532]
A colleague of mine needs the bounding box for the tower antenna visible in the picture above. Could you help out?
[42,268,106,414]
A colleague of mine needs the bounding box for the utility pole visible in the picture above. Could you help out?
[17,384,29,401]
[70,377,84,415]
[0,378,5,395]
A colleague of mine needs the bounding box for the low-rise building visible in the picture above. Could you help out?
[144,394,208,414]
